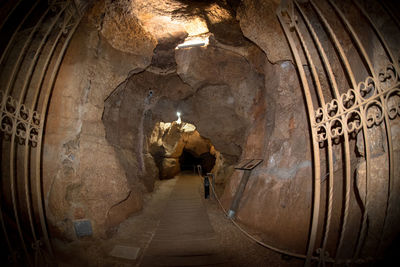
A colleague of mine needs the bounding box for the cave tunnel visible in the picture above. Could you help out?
[148,121,218,180]
[0,0,400,266]
[179,149,216,174]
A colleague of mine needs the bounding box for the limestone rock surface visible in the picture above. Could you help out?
[100,0,157,56]
[160,158,181,179]
[44,2,152,239]
[236,0,292,63]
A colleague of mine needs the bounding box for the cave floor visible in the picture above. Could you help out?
[56,172,302,266]
[140,173,226,266]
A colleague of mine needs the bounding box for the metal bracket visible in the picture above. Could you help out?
[227,159,263,218]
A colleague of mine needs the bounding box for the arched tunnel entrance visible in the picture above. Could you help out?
[0,0,399,266]
[179,149,216,174]
[148,121,219,179]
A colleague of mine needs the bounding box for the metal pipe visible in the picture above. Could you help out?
[353,0,397,69]
[29,14,72,110]
[207,173,215,200]
[294,1,340,99]
[0,92,15,261]
[293,3,347,258]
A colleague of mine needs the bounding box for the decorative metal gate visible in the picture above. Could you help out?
[0,1,86,265]
[277,0,399,265]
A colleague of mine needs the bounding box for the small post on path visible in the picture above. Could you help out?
[207,173,215,199]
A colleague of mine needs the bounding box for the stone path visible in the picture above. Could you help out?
[139,173,228,266]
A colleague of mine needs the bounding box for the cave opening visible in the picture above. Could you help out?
[149,121,221,180]
[179,149,216,174]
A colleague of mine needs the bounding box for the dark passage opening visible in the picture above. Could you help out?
[179,149,216,175]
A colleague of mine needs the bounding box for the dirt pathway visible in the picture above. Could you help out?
[139,173,228,266]
[56,172,302,266]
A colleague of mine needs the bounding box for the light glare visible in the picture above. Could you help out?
[176,111,182,124]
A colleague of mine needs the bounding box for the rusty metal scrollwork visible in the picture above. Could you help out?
[314,59,400,145]
[278,0,400,266]
[0,94,40,146]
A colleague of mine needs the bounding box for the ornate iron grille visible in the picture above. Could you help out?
[0,1,86,265]
[277,0,399,266]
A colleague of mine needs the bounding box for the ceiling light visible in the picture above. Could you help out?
[176,35,210,49]
[176,111,182,124]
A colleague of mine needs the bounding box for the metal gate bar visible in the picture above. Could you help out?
[292,2,338,257]
[6,6,52,266]
[350,0,398,257]
[308,1,371,262]
[290,4,353,263]
[0,0,23,33]
[380,1,400,30]
[19,5,70,247]
[278,0,399,266]
[276,6,322,265]
[0,1,40,66]
[0,1,86,265]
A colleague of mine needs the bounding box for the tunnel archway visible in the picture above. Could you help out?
[179,149,216,174]
[148,121,219,179]
[0,0,399,266]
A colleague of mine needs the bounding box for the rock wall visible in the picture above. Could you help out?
[148,121,217,179]
[41,0,400,258]
[102,41,265,187]
[44,1,154,239]
[45,0,266,240]
[220,59,313,252]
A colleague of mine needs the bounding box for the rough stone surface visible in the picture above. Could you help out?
[106,189,143,229]
[236,0,292,63]
[103,41,264,185]
[148,122,215,179]
[37,0,400,260]
[160,158,181,179]
[44,1,151,239]
[184,130,212,157]
[100,0,157,56]
[220,59,312,252]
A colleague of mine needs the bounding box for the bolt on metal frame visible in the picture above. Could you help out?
[0,0,86,265]
[277,0,399,266]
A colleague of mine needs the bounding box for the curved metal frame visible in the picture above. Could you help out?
[277,0,400,266]
[0,1,86,265]
[0,0,398,266]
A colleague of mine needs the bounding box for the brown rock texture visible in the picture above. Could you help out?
[106,189,143,229]
[43,0,306,246]
[44,1,152,239]
[100,0,157,56]
[38,0,400,260]
[236,0,292,63]
[148,122,215,179]
[221,59,312,252]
